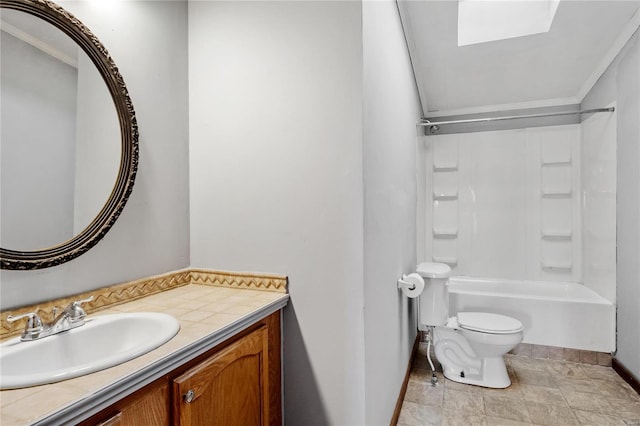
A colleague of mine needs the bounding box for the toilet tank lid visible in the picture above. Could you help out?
[457,312,524,334]
[417,262,451,278]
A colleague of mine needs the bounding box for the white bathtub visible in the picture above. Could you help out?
[448,276,615,352]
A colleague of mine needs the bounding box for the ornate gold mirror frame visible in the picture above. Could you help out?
[0,0,138,270]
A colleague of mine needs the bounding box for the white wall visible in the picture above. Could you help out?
[188,2,365,423]
[583,29,640,379]
[362,1,422,423]
[0,1,190,310]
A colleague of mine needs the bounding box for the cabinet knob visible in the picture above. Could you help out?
[184,389,195,403]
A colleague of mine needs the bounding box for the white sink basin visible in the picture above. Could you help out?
[0,312,180,390]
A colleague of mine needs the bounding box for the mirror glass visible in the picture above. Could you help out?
[0,9,121,251]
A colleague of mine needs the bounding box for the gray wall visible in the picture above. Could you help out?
[582,29,640,379]
[188,2,365,423]
[189,1,422,423]
[3,2,422,423]
[0,1,190,310]
[363,1,421,423]
[1,32,77,250]
[73,53,121,235]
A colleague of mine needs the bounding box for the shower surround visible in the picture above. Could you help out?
[421,116,616,351]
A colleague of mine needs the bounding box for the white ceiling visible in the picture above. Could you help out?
[399,0,640,116]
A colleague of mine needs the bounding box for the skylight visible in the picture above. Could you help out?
[458,0,560,47]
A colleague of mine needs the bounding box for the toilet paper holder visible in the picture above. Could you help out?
[397,275,416,290]
[397,273,425,298]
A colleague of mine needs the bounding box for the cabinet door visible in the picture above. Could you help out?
[80,381,169,426]
[172,326,270,426]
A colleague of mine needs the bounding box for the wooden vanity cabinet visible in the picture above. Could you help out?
[79,311,281,426]
[173,326,269,425]
[86,381,170,426]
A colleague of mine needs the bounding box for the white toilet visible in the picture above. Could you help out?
[417,262,524,388]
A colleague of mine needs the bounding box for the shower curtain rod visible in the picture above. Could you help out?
[419,107,615,132]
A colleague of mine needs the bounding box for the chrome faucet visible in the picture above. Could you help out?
[7,296,94,341]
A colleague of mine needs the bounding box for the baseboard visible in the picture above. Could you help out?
[613,358,640,395]
[509,342,612,366]
[390,333,420,426]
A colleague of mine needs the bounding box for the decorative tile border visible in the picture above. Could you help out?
[0,268,287,339]
[189,269,288,293]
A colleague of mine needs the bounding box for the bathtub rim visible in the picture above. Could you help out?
[447,275,614,305]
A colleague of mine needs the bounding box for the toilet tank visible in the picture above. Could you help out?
[417,262,451,329]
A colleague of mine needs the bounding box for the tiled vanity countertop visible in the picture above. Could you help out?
[0,284,289,425]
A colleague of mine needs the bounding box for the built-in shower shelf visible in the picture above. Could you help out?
[432,256,458,267]
[541,191,572,199]
[432,166,458,172]
[585,188,615,198]
[541,262,572,272]
[541,160,572,167]
[541,231,572,240]
[433,229,458,239]
[433,193,458,201]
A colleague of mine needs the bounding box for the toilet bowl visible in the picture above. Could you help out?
[417,263,524,388]
[434,312,523,388]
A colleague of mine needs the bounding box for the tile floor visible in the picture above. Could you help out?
[398,343,640,426]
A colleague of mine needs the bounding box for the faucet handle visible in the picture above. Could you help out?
[65,296,94,321]
[73,296,94,306]
[7,311,44,339]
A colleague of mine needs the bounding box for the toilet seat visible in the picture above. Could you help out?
[457,312,524,334]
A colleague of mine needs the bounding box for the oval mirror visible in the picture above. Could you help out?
[0,0,138,269]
